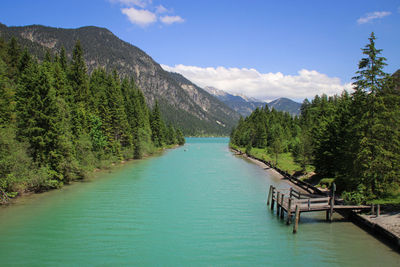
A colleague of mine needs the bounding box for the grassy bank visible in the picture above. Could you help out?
[230,144,314,176]
[230,143,400,205]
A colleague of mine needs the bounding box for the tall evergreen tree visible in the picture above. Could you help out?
[349,32,397,198]
[6,37,21,81]
[59,46,68,71]
[68,40,89,136]
[0,58,15,125]
[150,101,165,147]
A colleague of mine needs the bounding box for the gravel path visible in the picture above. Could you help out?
[360,212,400,239]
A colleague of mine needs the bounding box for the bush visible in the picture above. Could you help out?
[342,184,368,204]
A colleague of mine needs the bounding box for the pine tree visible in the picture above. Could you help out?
[106,70,132,155]
[0,58,15,125]
[293,128,313,172]
[59,46,67,71]
[350,32,398,198]
[150,101,165,147]
[6,37,21,81]
[16,61,72,184]
[69,40,88,103]
[176,129,185,145]
[68,40,90,136]
[18,49,32,74]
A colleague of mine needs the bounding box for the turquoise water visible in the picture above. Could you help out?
[0,137,399,266]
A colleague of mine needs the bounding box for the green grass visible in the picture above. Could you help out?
[230,144,314,175]
[315,178,335,189]
[370,194,400,205]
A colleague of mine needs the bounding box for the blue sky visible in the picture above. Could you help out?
[1,0,399,101]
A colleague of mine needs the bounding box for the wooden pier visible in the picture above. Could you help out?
[267,185,371,233]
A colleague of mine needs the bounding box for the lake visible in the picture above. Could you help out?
[0,137,399,266]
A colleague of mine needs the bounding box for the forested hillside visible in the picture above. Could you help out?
[0,37,184,200]
[0,23,239,135]
[230,33,400,203]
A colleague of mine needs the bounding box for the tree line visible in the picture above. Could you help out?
[230,33,400,203]
[0,37,184,197]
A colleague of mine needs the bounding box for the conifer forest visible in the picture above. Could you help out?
[230,33,400,203]
[0,38,184,197]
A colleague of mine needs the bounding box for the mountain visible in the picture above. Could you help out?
[204,86,301,116]
[0,23,239,135]
[268,98,301,116]
[204,86,266,117]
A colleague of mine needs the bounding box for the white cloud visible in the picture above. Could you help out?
[110,0,151,8]
[161,64,352,102]
[357,11,391,24]
[160,15,185,25]
[121,7,157,27]
[112,1,184,27]
[156,5,169,14]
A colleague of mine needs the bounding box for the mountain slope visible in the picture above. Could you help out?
[268,98,301,116]
[204,87,265,117]
[0,23,239,135]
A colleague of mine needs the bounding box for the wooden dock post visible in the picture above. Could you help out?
[280,194,285,219]
[328,183,336,222]
[287,198,293,225]
[328,197,334,222]
[271,187,275,211]
[277,191,281,216]
[289,187,293,198]
[267,186,372,231]
[377,204,380,217]
[293,205,300,234]
[267,185,272,206]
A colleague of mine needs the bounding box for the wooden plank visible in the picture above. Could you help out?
[333,205,371,210]
[293,197,330,204]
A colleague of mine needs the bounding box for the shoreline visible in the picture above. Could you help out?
[1,144,181,207]
[231,148,309,194]
[230,147,323,195]
[230,146,400,252]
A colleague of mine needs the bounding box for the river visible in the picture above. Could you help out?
[0,138,399,266]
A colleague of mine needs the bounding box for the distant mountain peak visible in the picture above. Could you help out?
[204,86,264,103]
[204,86,266,117]
[204,86,301,116]
[204,86,228,97]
